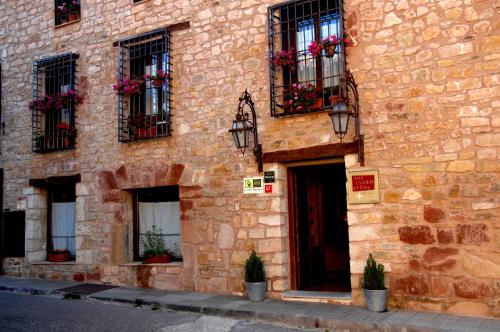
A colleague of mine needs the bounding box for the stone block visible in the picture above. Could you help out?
[456,223,489,245]
[27,195,46,209]
[463,253,500,278]
[349,225,380,241]
[398,226,435,244]
[258,238,284,253]
[437,229,454,244]
[392,275,429,295]
[447,160,475,172]
[424,205,445,223]
[258,214,285,226]
[217,223,234,249]
[422,247,458,271]
[453,278,495,299]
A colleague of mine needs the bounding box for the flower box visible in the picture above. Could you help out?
[144,254,171,264]
[48,250,71,262]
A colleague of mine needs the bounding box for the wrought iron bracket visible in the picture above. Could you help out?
[340,70,365,166]
[237,90,263,173]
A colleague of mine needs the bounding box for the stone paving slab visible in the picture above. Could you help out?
[1,276,500,332]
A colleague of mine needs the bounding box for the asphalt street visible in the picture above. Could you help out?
[0,291,317,332]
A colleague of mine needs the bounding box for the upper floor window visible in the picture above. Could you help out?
[269,0,346,117]
[116,29,172,142]
[55,0,81,26]
[31,53,81,153]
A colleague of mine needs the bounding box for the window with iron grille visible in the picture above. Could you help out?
[31,53,79,153]
[55,0,81,26]
[117,29,172,142]
[268,0,346,117]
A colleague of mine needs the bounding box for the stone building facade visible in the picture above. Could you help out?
[0,0,499,318]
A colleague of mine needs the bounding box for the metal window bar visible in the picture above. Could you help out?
[32,53,78,153]
[268,0,345,117]
[117,29,172,142]
[54,0,81,26]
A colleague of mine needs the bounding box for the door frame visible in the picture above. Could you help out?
[287,159,346,290]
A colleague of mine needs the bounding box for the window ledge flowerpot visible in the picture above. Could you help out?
[246,281,266,302]
[363,288,387,312]
[143,254,171,264]
[47,251,71,262]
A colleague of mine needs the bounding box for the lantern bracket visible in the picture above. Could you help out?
[338,70,365,166]
[232,90,263,173]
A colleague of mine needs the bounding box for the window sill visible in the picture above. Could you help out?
[31,261,76,265]
[55,19,80,29]
[121,261,182,267]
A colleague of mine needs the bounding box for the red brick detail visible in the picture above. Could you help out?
[430,276,452,297]
[179,186,203,198]
[398,226,436,244]
[409,259,421,271]
[424,205,445,223]
[154,165,169,186]
[437,229,454,244]
[456,224,489,245]
[422,247,458,271]
[393,275,429,296]
[180,200,193,213]
[98,171,118,190]
[73,273,85,282]
[102,190,122,203]
[168,164,185,185]
[453,279,495,299]
[115,165,128,183]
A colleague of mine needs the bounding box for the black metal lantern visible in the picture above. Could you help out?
[328,101,351,140]
[229,90,263,173]
[328,70,365,166]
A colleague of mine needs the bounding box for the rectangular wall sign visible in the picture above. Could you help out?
[243,177,264,194]
[264,171,275,183]
[347,169,380,204]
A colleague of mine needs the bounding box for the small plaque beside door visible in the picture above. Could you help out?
[347,169,380,204]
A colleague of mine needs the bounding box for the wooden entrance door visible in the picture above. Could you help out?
[288,163,351,292]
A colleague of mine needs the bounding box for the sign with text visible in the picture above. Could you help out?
[265,184,272,193]
[264,171,275,183]
[243,177,264,194]
[347,169,380,204]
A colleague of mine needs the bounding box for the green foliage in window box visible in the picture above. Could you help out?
[244,250,265,283]
[361,253,385,290]
[142,225,172,259]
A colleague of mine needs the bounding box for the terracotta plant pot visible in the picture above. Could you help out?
[48,251,71,262]
[144,254,171,264]
[328,95,339,105]
[324,44,337,58]
[313,98,323,110]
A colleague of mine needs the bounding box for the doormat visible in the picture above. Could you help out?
[56,283,118,295]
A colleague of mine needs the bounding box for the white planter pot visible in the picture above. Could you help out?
[246,281,266,302]
[363,288,387,312]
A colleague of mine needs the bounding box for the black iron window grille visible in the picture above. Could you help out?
[55,0,81,26]
[116,29,172,142]
[31,53,79,153]
[268,0,346,117]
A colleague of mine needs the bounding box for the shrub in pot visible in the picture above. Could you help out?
[142,226,173,264]
[361,253,387,312]
[244,250,266,302]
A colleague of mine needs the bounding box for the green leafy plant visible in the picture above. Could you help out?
[142,225,172,259]
[244,250,265,283]
[361,253,385,290]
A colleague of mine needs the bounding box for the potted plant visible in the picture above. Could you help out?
[271,48,297,73]
[361,253,387,312]
[283,83,321,113]
[142,226,173,264]
[244,250,266,302]
[113,77,144,96]
[307,34,350,58]
[143,69,169,88]
[48,249,71,262]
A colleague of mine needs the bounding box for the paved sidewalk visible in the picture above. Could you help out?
[0,276,499,332]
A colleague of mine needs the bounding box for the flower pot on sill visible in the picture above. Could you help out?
[144,254,171,264]
[328,95,340,105]
[313,98,323,110]
[68,13,79,22]
[48,251,71,262]
[137,127,157,138]
[324,44,337,58]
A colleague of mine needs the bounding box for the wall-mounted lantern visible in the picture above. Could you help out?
[229,90,263,173]
[328,70,364,166]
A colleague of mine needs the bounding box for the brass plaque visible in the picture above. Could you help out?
[347,169,380,204]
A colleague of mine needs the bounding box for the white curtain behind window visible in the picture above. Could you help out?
[139,201,181,257]
[321,17,341,88]
[51,202,76,256]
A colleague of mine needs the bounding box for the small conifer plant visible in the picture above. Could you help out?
[244,250,265,283]
[361,254,385,290]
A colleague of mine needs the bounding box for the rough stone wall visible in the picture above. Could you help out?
[344,0,500,318]
[0,0,498,318]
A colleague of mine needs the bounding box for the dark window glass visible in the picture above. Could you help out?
[55,0,81,26]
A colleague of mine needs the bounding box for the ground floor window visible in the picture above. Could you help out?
[49,186,76,257]
[133,186,181,261]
